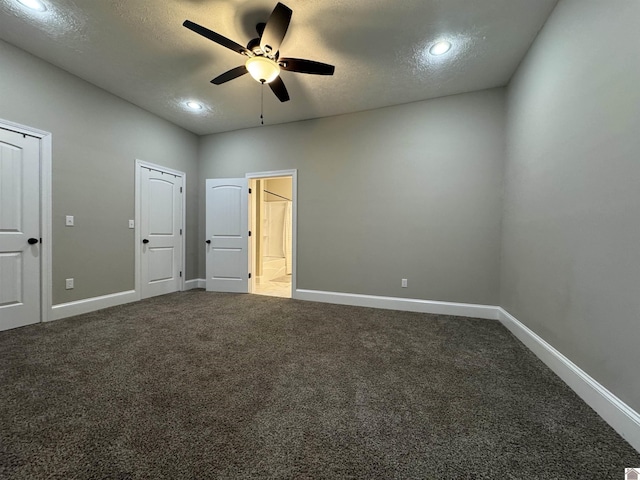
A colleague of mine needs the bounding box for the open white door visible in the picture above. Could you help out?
[0,129,40,331]
[205,178,249,293]
[139,166,184,299]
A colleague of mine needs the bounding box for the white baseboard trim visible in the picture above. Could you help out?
[294,289,499,320]
[185,278,206,290]
[498,307,640,453]
[50,290,138,321]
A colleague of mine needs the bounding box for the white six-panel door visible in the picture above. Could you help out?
[205,178,248,293]
[0,129,40,331]
[140,167,183,299]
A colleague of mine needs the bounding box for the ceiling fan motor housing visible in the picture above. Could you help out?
[247,36,280,60]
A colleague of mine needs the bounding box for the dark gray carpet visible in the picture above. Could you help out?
[1,291,638,479]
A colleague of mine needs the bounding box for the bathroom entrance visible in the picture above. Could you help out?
[248,174,293,298]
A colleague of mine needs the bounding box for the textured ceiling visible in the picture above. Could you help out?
[0,0,558,135]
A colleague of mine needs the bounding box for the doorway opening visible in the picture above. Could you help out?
[249,175,293,298]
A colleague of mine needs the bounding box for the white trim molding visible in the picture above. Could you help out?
[185,278,206,290]
[295,289,500,320]
[50,290,138,321]
[498,307,640,453]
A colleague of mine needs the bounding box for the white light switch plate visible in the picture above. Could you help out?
[129,219,135,228]
[65,215,74,226]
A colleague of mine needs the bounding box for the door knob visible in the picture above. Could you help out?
[28,237,39,245]
[206,240,211,244]
[142,239,149,244]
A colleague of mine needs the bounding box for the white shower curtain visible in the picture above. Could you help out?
[283,201,292,275]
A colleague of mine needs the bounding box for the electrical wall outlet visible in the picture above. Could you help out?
[401,278,408,288]
[65,215,74,226]
[65,278,74,290]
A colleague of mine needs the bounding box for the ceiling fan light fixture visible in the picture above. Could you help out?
[246,56,280,84]
[17,0,47,11]
[429,40,452,56]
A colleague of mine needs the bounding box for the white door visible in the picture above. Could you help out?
[205,178,249,293]
[140,167,183,298]
[0,129,40,331]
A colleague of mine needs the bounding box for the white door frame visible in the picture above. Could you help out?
[135,159,187,298]
[245,169,297,298]
[0,118,53,324]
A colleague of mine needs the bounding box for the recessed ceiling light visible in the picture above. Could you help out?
[17,0,47,11]
[429,41,452,56]
[186,101,203,110]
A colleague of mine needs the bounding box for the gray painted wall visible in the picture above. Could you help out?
[199,89,506,305]
[0,40,199,304]
[502,0,640,411]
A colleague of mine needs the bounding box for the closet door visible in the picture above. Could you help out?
[205,178,249,293]
[0,129,40,331]
[139,166,184,298]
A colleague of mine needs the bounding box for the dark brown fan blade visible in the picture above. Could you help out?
[260,3,292,55]
[269,76,290,102]
[279,58,335,75]
[211,65,248,85]
[183,20,251,56]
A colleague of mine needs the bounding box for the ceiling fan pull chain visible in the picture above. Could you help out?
[260,80,265,125]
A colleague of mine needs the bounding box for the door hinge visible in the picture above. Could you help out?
[180,228,183,235]
[248,273,251,279]
[180,187,183,193]
[249,187,252,194]
[180,271,182,277]
[248,231,251,237]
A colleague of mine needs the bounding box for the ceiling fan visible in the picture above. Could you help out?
[183,2,335,102]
